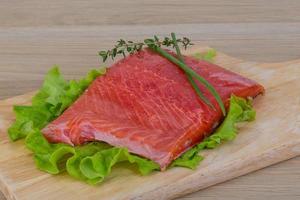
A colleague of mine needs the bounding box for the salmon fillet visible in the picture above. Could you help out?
[42,49,264,169]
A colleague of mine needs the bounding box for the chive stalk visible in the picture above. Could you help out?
[170,33,214,108]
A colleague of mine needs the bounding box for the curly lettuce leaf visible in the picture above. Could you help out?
[8,106,51,141]
[192,49,217,62]
[8,66,106,141]
[25,129,75,174]
[79,147,159,184]
[173,95,255,169]
[25,128,159,183]
[8,66,256,184]
[66,142,112,180]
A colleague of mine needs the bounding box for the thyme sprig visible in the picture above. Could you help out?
[98,36,193,62]
[98,33,226,115]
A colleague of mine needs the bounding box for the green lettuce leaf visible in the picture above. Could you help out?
[192,49,217,62]
[173,95,255,169]
[25,128,160,183]
[8,66,106,141]
[79,147,159,184]
[8,66,256,184]
[8,106,50,141]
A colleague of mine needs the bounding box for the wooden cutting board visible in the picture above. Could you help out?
[0,47,299,200]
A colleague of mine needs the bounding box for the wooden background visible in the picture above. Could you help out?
[0,0,299,199]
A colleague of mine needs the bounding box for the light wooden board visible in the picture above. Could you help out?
[0,47,299,200]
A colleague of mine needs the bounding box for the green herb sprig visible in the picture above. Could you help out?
[98,36,193,62]
[98,34,226,115]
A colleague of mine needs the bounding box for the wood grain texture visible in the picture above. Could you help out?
[0,47,299,200]
[0,0,300,199]
[1,0,300,27]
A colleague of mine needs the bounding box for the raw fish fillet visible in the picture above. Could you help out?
[42,49,264,169]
